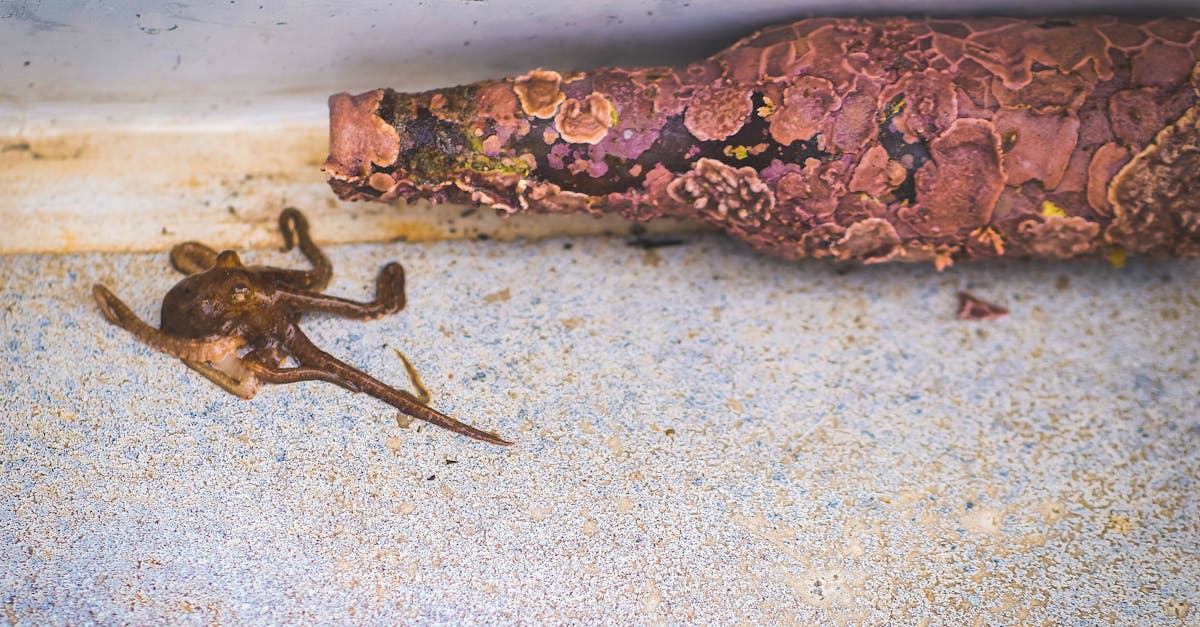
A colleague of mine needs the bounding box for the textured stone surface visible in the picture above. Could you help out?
[1,237,1198,623]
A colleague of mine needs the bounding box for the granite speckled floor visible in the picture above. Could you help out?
[1,233,1197,624]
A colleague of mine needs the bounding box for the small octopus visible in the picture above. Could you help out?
[92,208,510,445]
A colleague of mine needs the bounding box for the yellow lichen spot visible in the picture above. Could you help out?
[1001,129,1019,152]
[1107,247,1127,269]
[889,98,906,116]
[722,145,751,160]
[756,96,776,118]
[1040,200,1067,218]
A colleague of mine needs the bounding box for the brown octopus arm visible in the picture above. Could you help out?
[92,284,243,363]
[263,330,511,446]
[237,347,365,389]
[182,349,374,401]
[275,207,333,291]
[170,242,219,275]
[169,208,333,291]
[182,354,258,400]
[277,262,406,320]
[392,348,432,405]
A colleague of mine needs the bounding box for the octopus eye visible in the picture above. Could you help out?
[230,283,250,303]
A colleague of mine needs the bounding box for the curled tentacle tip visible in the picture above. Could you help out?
[92,284,119,322]
[278,207,305,252]
[465,424,514,446]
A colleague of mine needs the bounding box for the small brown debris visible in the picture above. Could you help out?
[483,288,511,303]
[957,291,1008,320]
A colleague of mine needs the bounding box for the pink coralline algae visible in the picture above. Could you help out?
[325,17,1200,263]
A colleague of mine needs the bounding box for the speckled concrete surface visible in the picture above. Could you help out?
[1,234,1197,624]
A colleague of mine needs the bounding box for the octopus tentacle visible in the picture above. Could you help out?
[277,207,332,291]
[281,330,510,445]
[184,348,354,399]
[278,262,405,319]
[393,348,431,405]
[92,284,243,362]
[182,354,258,399]
[240,348,364,391]
[170,242,218,275]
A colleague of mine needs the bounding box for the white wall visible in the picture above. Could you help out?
[3,0,1182,107]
